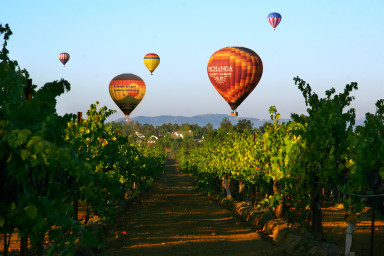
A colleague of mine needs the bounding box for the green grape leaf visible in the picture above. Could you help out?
[7,129,32,148]
[20,149,29,160]
[24,205,38,219]
[380,167,384,180]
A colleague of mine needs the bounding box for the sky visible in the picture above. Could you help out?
[1,0,383,122]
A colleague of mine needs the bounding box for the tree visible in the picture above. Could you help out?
[172,123,180,132]
[108,121,133,136]
[236,119,253,132]
[157,133,172,149]
[188,124,204,140]
[205,123,213,132]
[219,117,232,131]
[141,124,156,137]
[157,123,173,136]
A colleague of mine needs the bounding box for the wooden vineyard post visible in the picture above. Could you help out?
[24,78,32,101]
[20,239,28,256]
[250,132,257,207]
[370,207,375,256]
[20,78,33,256]
[77,111,82,125]
[310,179,324,241]
[84,202,90,225]
[73,112,82,222]
[22,78,44,255]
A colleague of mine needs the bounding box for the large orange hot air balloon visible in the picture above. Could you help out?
[109,73,146,122]
[207,47,263,116]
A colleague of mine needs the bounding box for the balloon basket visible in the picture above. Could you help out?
[231,112,238,117]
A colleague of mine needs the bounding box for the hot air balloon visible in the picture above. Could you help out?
[58,52,70,66]
[207,47,263,116]
[267,12,282,30]
[144,53,160,75]
[109,73,146,122]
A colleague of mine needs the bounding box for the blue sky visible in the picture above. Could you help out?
[1,0,383,121]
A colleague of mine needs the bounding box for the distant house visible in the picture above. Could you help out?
[171,130,193,139]
[148,135,158,144]
[135,131,145,139]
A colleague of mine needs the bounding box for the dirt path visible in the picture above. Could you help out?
[101,159,283,256]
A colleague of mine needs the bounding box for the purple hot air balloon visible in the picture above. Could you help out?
[267,12,282,31]
[58,52,70,66]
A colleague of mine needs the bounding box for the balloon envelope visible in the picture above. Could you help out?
[207,47,263,114]
[59,52,70,66]
[109,73,146,119]
[144,53,160,75]
[267,12,282,30]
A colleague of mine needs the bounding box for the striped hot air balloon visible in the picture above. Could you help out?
[207,47,263,116]
[109,73,146,122]
[58,52,70,66]
[144,53,160,75]
[267,12,282,30]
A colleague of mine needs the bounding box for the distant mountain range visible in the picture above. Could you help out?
[113,114,366,129]
[114,114,289,129]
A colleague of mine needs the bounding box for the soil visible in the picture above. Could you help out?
[1,158,383,255]
[101,158,283,256]
[322,204,384,256]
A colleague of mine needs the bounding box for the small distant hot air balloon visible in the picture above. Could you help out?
[144,53,160,75]
[267,12,282,30]
[109,73,146,122]
[207,47,263,116]
[58,52,70,66]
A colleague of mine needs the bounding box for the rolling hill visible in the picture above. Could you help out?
[114,114,289,129]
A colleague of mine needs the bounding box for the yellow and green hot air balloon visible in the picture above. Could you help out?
[109,73,146,122]
[144,53,160,75]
